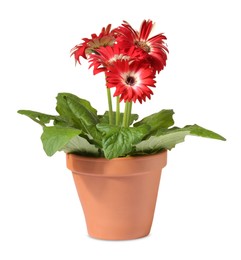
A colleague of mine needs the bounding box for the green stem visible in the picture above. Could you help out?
[127,101,132,126]
[107,88,113,125]
[123,103,128,128]
[116,96,120,126]
[123,101,132,128]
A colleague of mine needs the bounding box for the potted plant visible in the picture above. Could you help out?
[18,19,226,240]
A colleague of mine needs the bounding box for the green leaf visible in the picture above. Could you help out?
[135,128,189,153]
[99,111,139,126]
[97,124,150,159]
[41,126,81,156]
[55,94,80,128]
[17,110,58,127]
[55,93,101,145]
[56,93,98,129]
[56,92,97,117]
[135,124,226,154]
[186,124,226,140]
[61,135,100,156]
[65,96,101,143]
[134,109,175,133]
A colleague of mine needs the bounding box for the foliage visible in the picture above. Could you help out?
[18,93,225,159]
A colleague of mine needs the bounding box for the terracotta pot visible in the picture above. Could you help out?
[66,150,167,240]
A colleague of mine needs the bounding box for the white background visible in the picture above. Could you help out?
[1,0,240,259]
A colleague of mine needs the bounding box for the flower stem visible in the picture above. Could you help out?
[116,96,120,126]
[107,88,114,125]
[123,101,132,128]
[127,101,132,126]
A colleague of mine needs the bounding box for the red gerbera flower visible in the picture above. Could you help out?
[70,24,115,64]
[114,20,168,73]
[106,60,156,103]
[88,45,143,75]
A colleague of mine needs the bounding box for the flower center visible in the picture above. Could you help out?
[109,54,130,64]
[135,41,150,53]
[125,75,136,86]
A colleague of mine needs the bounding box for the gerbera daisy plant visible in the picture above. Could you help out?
[18,20,226,159]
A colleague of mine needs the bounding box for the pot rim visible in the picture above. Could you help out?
[66,150,167,178]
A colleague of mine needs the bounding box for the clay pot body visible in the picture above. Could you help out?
[66,150,167,240]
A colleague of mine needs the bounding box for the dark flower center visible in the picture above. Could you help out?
[126,76,135,86]
[135,41,150,53]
